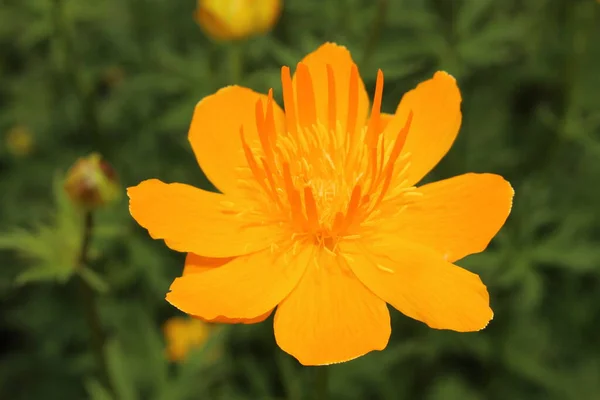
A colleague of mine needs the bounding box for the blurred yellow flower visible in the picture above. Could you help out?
[195,0,282,41]
[64,153,120,209]
[5,125,34,157]
[163,316,211,362]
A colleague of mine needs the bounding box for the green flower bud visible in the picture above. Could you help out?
[64,153,120,209]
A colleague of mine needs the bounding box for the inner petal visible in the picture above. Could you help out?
[291,43,370,134]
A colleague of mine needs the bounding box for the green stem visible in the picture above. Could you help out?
[227,43,244,84]
[314,367,329,400]
[360,0,389,70]
[77,211,112,393]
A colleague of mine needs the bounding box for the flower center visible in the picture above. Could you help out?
[235,64,422,251]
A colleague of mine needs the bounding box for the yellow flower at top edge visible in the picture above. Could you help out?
[163,316,211,362]
[128,43,514,366]
[195,0,282,41]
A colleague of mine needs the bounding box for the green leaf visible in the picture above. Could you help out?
[105,340,137,400]
[85,379,115,400]
[78,267,109,293]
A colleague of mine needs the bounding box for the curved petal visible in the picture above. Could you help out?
[128,179,282,258]
[389,173,513,262]
[274,248,390,366]
[193,311,273,325]
[183,253,236,275]
[188,86,286,196]
[183,253,273,324]
[291,43,369,133]
[383,71,462,185]
[166,245,314,321]
[342,240,492,332]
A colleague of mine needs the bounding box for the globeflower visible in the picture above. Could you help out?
[195,0,282,41]
[128,43,514,366]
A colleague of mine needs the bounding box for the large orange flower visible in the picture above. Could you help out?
[128,43,513,366]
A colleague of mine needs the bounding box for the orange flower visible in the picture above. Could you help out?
[195,0,282,41]
[128,43,514,366]
[163,316,211,362]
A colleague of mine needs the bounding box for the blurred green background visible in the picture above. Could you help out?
[1,0,600,399]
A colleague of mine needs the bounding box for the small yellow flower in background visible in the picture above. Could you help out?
[128,43,514,366]
[195,0,282,41]
[163,316,212,362]
[64,153,120,209]
[5,125,34,157]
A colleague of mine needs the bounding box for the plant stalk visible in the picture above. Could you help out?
[77,211,112,393]
[227,42,244,84]
[314,366,329,400]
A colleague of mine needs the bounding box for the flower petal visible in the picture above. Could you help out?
[383,71,462,185]
[292,43,369,133]
[188,86,285,196]
[128,179,281,258]
[183,253,235,275]
[391,173,513,262]
[183,253,273,324]
[193,311,273,325]
[342,240,492,332]
[274,248,390,366]
[166,245,313,321]
[378,112,393,134]
[199,311,273,324]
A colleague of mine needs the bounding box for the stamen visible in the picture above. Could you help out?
[236,66,420,251]
[376,264,394,273]
[281,66,298,140]
[345,64,359,152]
[240,127,269,194]
[373,111,414,190]
[264,89,278,147]
[326,64,336,135]
[254,99,275,167]
[365,69,384,149]
[260,157,283,207]
[282,162,307,230]
[295,63,316,128]
[331,211,344,233]
[338,185,362,232]
[303,186,320,233]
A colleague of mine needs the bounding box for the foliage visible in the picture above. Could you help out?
[1,0,599,399]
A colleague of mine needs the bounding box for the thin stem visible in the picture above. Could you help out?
[227,43,244,84]
[314,366,329,400]
[77,211,112,393]
[360,0,389,70]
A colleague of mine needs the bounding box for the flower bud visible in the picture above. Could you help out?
[64,153,120,209]
[195,0,282,41]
